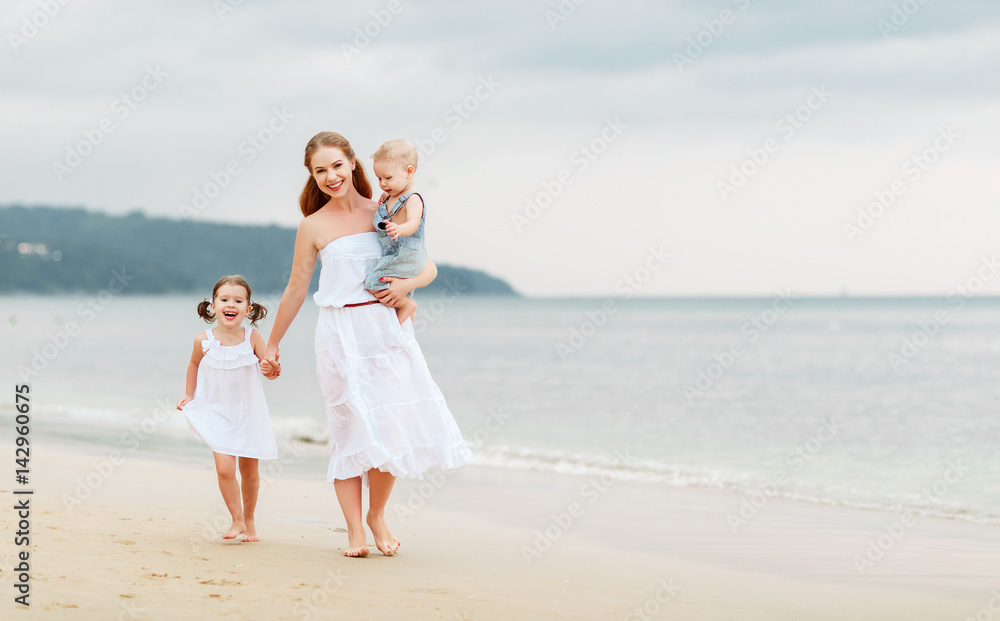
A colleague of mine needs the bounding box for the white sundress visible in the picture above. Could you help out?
[182,326,278,460]
[313,232,474,483]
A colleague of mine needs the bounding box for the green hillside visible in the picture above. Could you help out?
[0,205,518,297]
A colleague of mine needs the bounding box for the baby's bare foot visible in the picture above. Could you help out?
[366,511,400,556]
[396,299,417,325]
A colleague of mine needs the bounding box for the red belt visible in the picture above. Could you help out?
[343,300,380,308]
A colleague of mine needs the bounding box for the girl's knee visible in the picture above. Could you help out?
[216,466,237,481]
[239,458,260,481]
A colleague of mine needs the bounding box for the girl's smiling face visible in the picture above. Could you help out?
[311,146,353,197]
[211,283,250,327]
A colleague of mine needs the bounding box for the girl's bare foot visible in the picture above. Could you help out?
[366,511,400,556]
[222,519,245,540]
[241,519,259,543]
[344,527,369,558]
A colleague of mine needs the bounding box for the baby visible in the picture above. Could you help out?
[365,139,427,324]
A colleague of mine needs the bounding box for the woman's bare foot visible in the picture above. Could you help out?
[222,518,245,540]
[343,527,369,558]
[395,299,417,325]
[366,511,400,556]
[241,519,259,543]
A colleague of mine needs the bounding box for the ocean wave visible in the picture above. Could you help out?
[473,445,1000,526]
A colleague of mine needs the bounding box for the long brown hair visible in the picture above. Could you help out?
[197,275,268,327]
[299,132,372,217]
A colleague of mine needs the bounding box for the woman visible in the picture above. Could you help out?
[264,132,473,557]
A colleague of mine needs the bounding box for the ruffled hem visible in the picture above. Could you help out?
[206,444,279,460]
[182,412,278,460]
[327,442,474,484]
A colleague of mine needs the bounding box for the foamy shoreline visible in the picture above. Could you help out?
[0,443,996,620]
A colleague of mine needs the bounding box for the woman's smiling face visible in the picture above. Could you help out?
[310,146,353,197]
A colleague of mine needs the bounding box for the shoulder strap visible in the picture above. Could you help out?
[244,326,252,343]
[387,192,423,217]
[205,328,214,341]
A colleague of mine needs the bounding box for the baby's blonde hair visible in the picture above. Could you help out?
[371,139,418,171]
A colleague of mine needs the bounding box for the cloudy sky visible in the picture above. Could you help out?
[2,0,998,296]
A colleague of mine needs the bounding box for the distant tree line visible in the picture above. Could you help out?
[0,205,518,297]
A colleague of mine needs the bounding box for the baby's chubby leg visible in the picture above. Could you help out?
[395,298,417,324]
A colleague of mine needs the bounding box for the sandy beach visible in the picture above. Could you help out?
[0,443,996,620]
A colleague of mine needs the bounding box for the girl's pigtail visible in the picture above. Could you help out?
[248,301,268,327]
[197,299,215,323]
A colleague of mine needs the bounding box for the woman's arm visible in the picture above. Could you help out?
[176,333,205,409]
[252,329,279,379]
[265,220,318,361]
[372,259,437,307]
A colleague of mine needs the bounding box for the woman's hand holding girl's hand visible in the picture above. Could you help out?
[262,345,281,378]
[176,395,193,410]
[373,276,414,307]
[260,359,280,379]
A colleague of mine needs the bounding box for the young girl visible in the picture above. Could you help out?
[365,138,426,324]
[176,275,279,543]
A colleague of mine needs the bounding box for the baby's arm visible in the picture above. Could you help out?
[176,333,206,409]
[383,194,424,240]
[251,329,279,379]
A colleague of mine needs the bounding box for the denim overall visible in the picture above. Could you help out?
[364,192,427,291]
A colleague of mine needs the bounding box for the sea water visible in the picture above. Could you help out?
[1,294,997,524]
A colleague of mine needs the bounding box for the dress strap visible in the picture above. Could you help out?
[206,328,214,341]
[244,326,252,343]
[387,192,422,217]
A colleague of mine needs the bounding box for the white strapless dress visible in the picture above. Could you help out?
[312,232,473,483]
